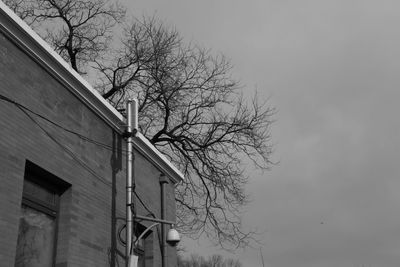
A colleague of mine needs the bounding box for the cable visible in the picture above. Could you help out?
[118,224,127,246]
[16,104,112,186]
[2,93,164,251]
[133,190,163,254]
[0,94,127,153]
[134,191,156,218]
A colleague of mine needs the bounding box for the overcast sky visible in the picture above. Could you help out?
[123,1,400,266]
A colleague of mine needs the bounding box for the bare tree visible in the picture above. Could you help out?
[5,0,125,73]
[178,253,242,267]
[6,2,275,249]
[95,17,275,248]
[4,0,35,21]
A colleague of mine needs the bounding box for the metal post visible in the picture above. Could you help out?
[160,174,169,267]
[126,100,134,267]
[133,214,175,225]
[135,222,160,247]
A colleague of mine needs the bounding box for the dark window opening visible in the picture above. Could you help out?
[14,161,69,267]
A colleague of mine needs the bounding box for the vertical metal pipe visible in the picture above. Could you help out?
[160,174,168,267]
[126,100,133,267]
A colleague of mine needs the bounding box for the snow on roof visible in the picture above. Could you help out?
[0,1,184,182]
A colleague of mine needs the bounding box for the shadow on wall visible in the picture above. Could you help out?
[110,130,123,267]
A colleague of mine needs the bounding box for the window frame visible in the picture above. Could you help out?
[22,176,60,218]
[15,161,69,267]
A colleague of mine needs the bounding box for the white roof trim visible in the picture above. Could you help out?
[0,1,184,182]
[0,1,124,131]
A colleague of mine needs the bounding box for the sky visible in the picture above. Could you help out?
[123,1,400,266]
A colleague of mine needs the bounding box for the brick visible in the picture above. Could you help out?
[0,17,178,267]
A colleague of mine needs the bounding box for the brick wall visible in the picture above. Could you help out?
[0,26,177,267]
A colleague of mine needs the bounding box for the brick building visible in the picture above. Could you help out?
[0,2,184,266]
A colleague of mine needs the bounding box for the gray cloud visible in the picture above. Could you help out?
[125,0,400,266]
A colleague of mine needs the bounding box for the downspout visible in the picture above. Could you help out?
[160,174,169,267]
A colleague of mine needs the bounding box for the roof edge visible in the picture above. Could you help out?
[134,133,185,183]
[0,1,184,183]
[0,1,125,131]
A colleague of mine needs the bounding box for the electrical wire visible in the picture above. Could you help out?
[16,104,112,186]
[118,224,127,246]
[133,190,163,254]
[0,93,127,153]
[134,191,156,218]
[1,93,164,251]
